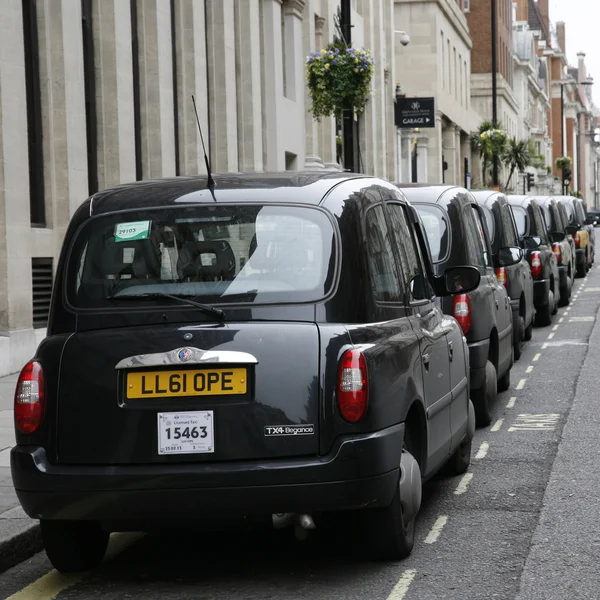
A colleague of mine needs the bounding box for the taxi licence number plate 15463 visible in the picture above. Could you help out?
[157,411,214,455]
[126,368,247,399]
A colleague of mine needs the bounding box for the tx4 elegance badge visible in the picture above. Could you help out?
[264,425,315,437]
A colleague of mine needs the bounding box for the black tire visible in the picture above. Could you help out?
[361,432,418,561]
[576,262,586,278]
[497,366,510,392]
[472,360,496,428]
[513,315,524,361]
[41,520,109,573]
[523,318,533,341]
[535,290,553,327]
[444,434,472,476]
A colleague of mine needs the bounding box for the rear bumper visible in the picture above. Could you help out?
[533,279,550,309]
[11,424,404,521]
[467,338,490,392]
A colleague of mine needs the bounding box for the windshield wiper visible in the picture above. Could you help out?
[107,292,225,320]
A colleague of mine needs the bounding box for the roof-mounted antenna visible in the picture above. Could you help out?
[191,95,217,201]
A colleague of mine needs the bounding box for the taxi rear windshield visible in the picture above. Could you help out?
[67,204,336,308]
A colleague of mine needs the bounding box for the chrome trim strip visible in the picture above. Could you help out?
[115,347,259,370]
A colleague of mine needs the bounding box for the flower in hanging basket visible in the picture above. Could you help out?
[555,156,572,171]
[480,128,508,157]
[306,42,375,121]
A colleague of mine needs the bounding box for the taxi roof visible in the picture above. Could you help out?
[88,171,368,216]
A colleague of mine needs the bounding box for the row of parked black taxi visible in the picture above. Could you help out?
[10,172,597,573]
[397,185,596,429]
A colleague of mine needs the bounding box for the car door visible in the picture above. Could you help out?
[385,199,452,470]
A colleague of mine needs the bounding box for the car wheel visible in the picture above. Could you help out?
[497,366,510,392]
[444,402,474,476]
[576,262,586,278]
[41,520,109,573]
[472,360,496,428]
[523,318,533,341]
[513,315,525,361]
[535,291,553,326]
[361,431,419,560]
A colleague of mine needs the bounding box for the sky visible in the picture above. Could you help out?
[549,0,600,105]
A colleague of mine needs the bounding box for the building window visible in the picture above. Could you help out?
[441,32,445,89]
[130,0,143,181]
[464,0,470,11]
[22,0,45,227]
[81,0,98,195]
[31,258,53,328]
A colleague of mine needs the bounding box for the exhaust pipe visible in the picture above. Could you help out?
[272,513,315,540]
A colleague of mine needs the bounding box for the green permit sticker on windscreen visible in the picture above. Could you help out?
[114,220,152,242]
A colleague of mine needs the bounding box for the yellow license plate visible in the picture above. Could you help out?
[126,368,247,399]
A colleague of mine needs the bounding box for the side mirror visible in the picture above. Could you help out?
[496,246,523,267]
[409,273,432,301]
[523,235,542,249]
[435,266,481,296]
[566,225,578,235]
[548,231,566,243]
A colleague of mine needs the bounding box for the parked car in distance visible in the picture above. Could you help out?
[558,196,593,276]
[555,199,579,285]
[534,196,575,306]
[396,184,519,428]
[472,191,534,361]
[11,172,481,572]
[585,208,600,227]
[507,196,559,326]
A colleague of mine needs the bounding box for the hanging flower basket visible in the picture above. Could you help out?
[306,42,375,121]
[556,156,572,171]
[480,128,508,157]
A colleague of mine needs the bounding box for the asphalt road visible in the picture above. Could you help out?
[2,268,600,600]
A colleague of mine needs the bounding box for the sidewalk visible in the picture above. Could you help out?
[0,373,42,572]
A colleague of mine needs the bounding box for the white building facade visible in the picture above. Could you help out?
[393,0,473,187]
[0,0,401,376]
[512,21,554,195]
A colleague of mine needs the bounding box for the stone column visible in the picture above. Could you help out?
[416,136,429,183]
[260,0,285,171]
[136,0,177,179]
[461,132,471,188]
[303,9,324,170]
[442,125,457,185]
[36,0,88,237]
[283,0,307,170]
[400,132,412,183]
[0,0,35,371]
[93,0,136,188]
[173,0,210,176]
[235,0,263,171]
[428,111,443,184]
[315,5,335,167]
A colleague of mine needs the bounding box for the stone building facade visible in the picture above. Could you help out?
[0,0,399,376]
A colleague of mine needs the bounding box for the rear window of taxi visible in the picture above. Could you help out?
[67,204,337,308]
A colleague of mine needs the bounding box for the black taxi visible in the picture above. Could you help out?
[12,172,479,572]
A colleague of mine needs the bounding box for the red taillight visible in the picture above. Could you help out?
[552,242,562,264]
[453,293,471,334]
[574,231,581,248]
[14,361,45,434]
[337,349,368,423]
[495,267,508,288]
[531,251,542,278]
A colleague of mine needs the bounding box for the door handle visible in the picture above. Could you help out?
[422,353,430,368]
[448,341,453,361]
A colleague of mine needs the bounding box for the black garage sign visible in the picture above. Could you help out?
[395,97,436,128]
